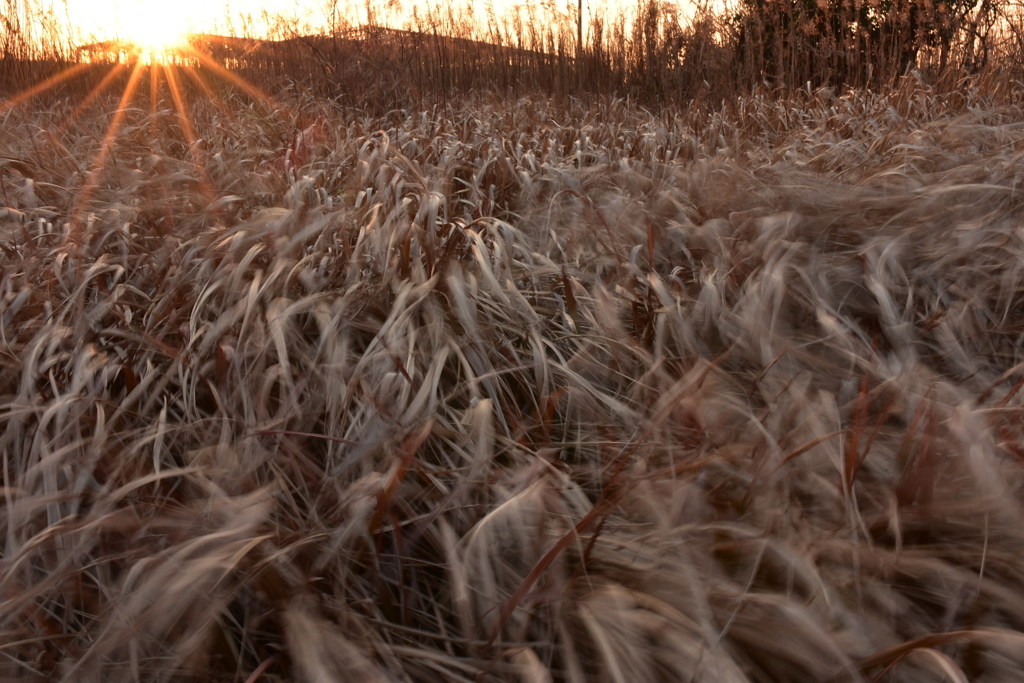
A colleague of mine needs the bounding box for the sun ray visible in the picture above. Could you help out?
[6,23,312,246]
[145,64,175,232]
[0,62,93,115]
[148,63,163,151]
[181,45,290,115]
[150,60,161,112]
[70,59,147,239]
[60,62,130,128]
[162,65,198,159]
[177,61,236,121]
[162,63,217,208]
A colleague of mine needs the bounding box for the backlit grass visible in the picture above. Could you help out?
[2,74,1024,681]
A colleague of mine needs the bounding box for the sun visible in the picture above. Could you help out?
[115,4,193,60]
[129,23,189,53]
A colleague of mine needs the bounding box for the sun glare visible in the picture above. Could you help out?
[115,5,192,61]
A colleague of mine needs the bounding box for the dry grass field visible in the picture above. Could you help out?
[3,53,1024,682]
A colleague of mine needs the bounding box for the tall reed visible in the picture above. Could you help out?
[4,0,1024,106]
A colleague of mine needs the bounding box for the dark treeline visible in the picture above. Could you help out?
[2,0,1024,109]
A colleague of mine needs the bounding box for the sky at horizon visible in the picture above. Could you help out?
[57,0,644,46]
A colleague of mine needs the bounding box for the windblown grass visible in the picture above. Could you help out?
[2,75,1024,681]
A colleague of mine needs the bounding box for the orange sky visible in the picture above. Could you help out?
[67,0,331,43]
[63,0,639,45]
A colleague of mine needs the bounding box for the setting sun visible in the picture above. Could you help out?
[117,5,190,54]
[65,0,319,45]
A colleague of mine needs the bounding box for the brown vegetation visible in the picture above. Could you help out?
[3,0,1024,105]
[3,1,1024,682]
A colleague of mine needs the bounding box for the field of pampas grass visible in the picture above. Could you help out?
[3,74,1024,682]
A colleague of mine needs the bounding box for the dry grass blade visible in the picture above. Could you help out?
[860,629,1024,674]
[2,70,1024,682]
[282,599,389,683]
